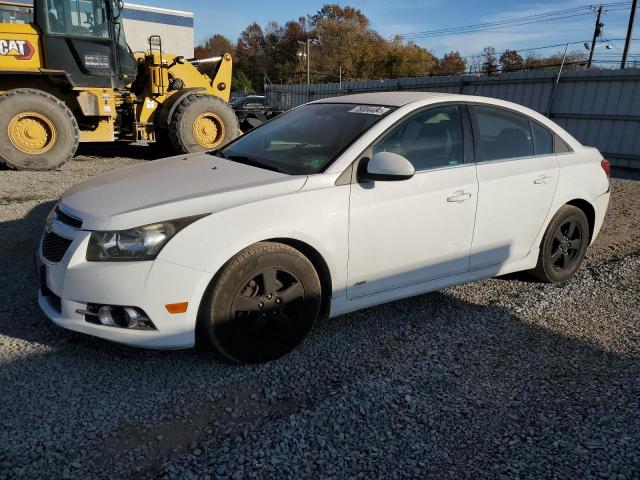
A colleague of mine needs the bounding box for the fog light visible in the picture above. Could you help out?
[123,307,154,329]
[81,304,156,330]
[98,306,118,327]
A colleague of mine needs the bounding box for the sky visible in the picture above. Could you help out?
[148,0,639,62]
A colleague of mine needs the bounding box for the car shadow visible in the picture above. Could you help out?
[75,142,167,161]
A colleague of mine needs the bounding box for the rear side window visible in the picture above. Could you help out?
[531,121,554,155]
[472,106,534,161]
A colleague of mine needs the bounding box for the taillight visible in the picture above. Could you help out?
[601,158,611,178]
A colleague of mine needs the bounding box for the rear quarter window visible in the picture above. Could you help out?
[531,121,554,155]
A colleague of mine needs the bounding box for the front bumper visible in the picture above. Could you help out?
[36,230,212,349]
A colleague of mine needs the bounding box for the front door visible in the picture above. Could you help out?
[347,104,478,299]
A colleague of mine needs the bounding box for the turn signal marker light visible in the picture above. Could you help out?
[165,302,188,314]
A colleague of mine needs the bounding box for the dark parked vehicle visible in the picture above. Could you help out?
[230,95,282,131]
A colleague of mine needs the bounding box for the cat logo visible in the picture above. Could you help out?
[0,39,35,60]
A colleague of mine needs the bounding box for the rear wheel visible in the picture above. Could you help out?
[0,89,78,170]
[169,94,239,154]
[199,242,322,363]
[531,205,589,283]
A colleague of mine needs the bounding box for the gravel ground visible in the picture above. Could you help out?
[0,152,639,480]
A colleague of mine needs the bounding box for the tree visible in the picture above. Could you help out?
[499,49,524,72]
[525,51,588,71]
[195,34,234,58]
[232,70,253,93]
[436,51,467,75]
[235,23,267,91]
[310,4,369,28]
[481,46,499,76]
[383,37,436,78]
[194,34,235,78]
[310,4,373,81]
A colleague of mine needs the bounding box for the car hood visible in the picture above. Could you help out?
[60,153,307,230]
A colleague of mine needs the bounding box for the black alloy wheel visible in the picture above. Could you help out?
[199,242,322,363]
[550,219,583,271]
[532,205,589,283]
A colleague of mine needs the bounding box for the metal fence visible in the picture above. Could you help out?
[265,68,640,169]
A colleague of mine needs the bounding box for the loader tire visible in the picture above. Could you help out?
[0,88,79,171]
[169,94,239,154]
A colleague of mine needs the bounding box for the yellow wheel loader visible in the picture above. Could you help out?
[0,0,238,170]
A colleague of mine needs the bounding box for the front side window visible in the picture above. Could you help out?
[372,104,465,171]
[46,0,109,38]
[218,103,394,175]
[472,105,534,161]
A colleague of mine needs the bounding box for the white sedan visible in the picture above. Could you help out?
[37,92,611,363]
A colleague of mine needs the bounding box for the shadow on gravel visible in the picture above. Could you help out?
[75,143,167,161]
[1,204,639,480]
[611,166,640,181]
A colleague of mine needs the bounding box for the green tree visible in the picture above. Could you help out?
[232,70,253,93]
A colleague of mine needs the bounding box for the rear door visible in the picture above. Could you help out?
[469,105,559,269]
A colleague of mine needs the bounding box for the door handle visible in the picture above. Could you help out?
[534,175,552,185]
[447,192,472,203]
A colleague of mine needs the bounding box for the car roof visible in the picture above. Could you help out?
[313,91,467,107]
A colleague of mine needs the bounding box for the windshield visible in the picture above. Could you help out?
[217,103,394,175]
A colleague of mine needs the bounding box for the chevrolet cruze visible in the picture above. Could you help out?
[37,92,611,363]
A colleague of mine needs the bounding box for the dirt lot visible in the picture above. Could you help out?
[0,149,639,480]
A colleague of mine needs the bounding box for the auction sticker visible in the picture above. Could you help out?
[348,105,391,115]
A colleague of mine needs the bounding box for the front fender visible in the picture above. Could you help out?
[157,184,351,299]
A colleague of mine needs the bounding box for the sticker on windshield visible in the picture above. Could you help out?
[348,105,391,115]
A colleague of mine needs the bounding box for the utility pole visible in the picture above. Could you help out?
[621,0,638,68]
[306,38,311,85]
[588,6,605,69]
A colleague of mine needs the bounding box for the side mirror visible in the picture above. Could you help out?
[361,151,415,182]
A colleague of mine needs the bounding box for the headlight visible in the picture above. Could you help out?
[86,214,207,262]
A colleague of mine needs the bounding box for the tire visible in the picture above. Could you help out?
[0,88,79,170]
[168,94,239,154]
[531,205,590,283]
[199,242,322,364]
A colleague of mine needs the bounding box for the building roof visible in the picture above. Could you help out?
[124,2,192,17]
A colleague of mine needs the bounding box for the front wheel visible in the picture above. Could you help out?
[531,205,590,283]
[168,94,239,154]
[199,242,322,363]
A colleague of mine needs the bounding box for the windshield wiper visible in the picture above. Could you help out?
[225,155,286,174]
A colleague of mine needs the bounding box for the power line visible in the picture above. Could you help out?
[390,5,596,40]
[389,2,639,41]
[391,6,592,37]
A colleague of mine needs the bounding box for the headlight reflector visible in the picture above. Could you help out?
[86,215,207,261]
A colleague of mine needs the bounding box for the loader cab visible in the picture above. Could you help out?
[33,0,137,87]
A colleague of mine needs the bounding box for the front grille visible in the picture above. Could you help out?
[42,232,73,263]
[55,206,82,229]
